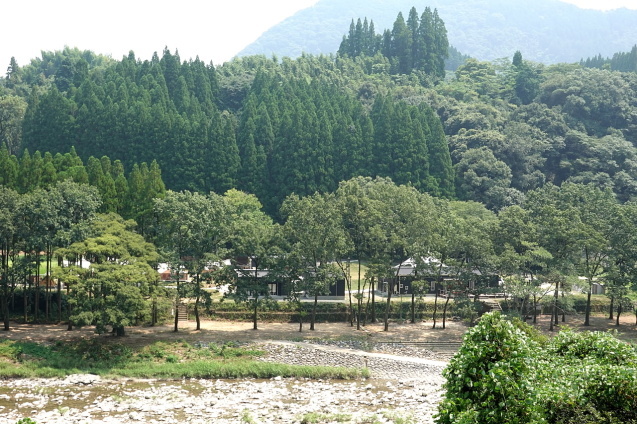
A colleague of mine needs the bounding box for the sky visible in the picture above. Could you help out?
[2,0,636,72]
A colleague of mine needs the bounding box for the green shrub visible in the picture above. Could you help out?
[542,363,637,424]
[15,419,38,424]
[436,312,637,424]
[547,329,637,365]
[436,312,545,424]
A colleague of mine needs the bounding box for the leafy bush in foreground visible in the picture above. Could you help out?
[436,312,637,424]
[436,312,544,424]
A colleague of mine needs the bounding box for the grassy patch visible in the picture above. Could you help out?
[381,411,415,424]
[300,412,353,423]
[0,339,368,380]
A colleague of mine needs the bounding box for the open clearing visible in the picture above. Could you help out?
[3,313,637,347]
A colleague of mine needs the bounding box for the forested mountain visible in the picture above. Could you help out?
[239,0,637,64]
[3,1,637,217]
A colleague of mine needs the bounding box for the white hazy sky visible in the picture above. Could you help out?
[2,0,636,71]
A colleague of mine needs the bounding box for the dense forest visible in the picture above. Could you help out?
[3,10,637,214]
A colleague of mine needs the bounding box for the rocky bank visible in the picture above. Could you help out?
[0,341,448,424]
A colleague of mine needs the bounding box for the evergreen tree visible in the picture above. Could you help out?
[424,108,454,198]
[390,12,412,74]
[432,9,449,79]
[0,144,18,189]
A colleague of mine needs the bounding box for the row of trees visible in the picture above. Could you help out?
[581,44,637,73]
[2,175,637,335]
[144,178,637,333]
[0,181,102,330]
[338,7,449,77]
[0,146,166,228]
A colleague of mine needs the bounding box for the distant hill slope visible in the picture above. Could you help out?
[238,0,637,64]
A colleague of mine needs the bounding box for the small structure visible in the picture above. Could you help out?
[234,268,346,298]
[157,263,189,282]
[376,257,499,296]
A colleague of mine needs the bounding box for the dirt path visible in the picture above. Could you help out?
[0,319,467,347]
[2,313,636,346]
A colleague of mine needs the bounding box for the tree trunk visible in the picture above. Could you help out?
[2,246,8,330]
[310,293,318,331]
[410,292,415,323]
[66,285,73,331]
[195,299,200,331]
[363,279,372,326]
[432,288,439,329]
[152,296,157,326]
[383,278,395,332]
[356,260,363,330]
[609,296,614,320]
[24,268,28,324]
[2,295,9,331]
[584,287,592,326]
[2,244,9,331]
[195,274,201,331]
[253,297,259,330]
[521,296,528,321]
[44,246,49,321]
[345,260,353,327]
[550,281,559,332]
[371,277,376,323]
[616,302,622,326]
[34,252,40,323]
[57,256,63,323]
[442,295,451,329]
[173,280,180,333]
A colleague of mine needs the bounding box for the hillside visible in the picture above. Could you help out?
[238,0,637,64]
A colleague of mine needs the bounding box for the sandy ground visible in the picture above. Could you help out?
[0,318,467,347]
[2,312,637,347]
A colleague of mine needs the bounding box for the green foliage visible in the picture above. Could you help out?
[437,312,637,424]
[0,340,21,360]
[581,45,637,73]
[55,213,160,335]
[0,339,367,380]
[438,312,543,424]
[547,329,637,365]
[300,412,352,423]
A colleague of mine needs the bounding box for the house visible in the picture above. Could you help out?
[376,257,499,296]
[576,277,605,295]
[234,268,346,298]
[157,263,189,282]
[591,282,605,295]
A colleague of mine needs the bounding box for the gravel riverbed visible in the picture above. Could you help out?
[0,342,449,424]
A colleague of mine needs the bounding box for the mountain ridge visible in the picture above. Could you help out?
[238,0,637,64]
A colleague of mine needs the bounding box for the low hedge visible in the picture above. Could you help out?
[201,298,450,323]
